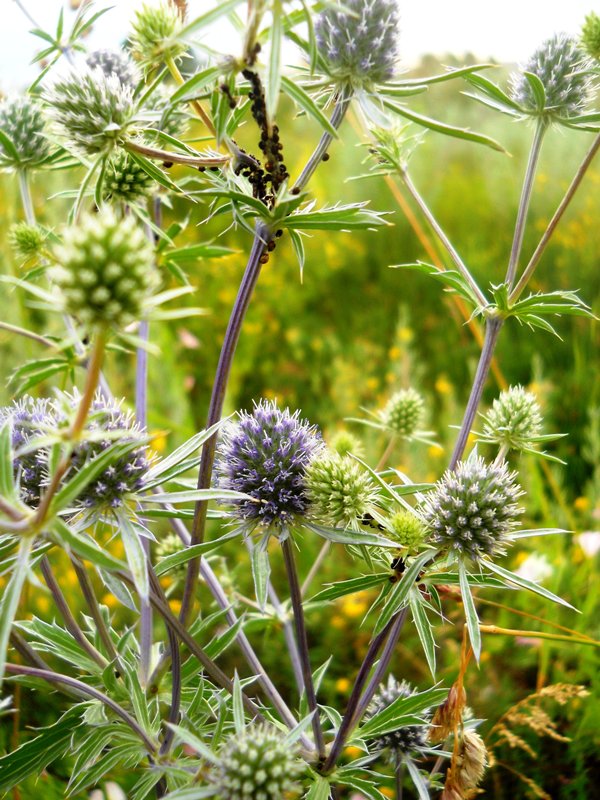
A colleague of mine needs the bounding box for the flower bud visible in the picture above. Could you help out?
[210,724,302,800]
[481,385,543,452]
[129,1,186,72]
[366,676,431,757]
[329,430,364,458]
[52,208,159,329]
[582,12,600,61]
[381,388,425,437]
[9,222,47,260]
[155,533,186,576]
[103,150,154,204]
[305,450,380,529]
[388,510,425,551]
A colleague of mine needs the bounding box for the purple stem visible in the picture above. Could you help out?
[180,222,271,623]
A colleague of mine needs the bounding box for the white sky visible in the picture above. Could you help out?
[0,0,596,91]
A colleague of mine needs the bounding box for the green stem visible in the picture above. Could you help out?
[505,119,547,288]
[510,131,600,303]
[17,170,35,225]
[400,169,487,308]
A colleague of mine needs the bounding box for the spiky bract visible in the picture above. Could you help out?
[381,388,425,437]
[305,450,380,529]
[210,725,302,800]
[44,67,136,156]
[129,1,186,71]
[366,676,431,756]
[86,49,140,88]
[0,95,50,169]
[51,208,158,329]
[0,397,55,507]
[315,0,400,87]
[214,399,321,529]
[481,385,543,451]
[329,429,364,458]
[419,456,524,562]
[510,34,593,119]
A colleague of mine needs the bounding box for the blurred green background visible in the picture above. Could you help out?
[1,57,599,799]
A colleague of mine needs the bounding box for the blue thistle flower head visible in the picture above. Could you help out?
[214,399,322,529]
[366,676,431,757]
[315,0,400,87]
[0,396,56,507]
[63,393,150,511]
[510,34,594,119]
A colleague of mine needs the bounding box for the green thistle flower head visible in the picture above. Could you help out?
[0,95,50,169]
[329,429,364,458]
[315,0,400,87]
[582,12,600,61]
[51,208,159,329]
[103,150,154,204]
[419,456,524,563]
[44,67,136,156]
[481,385,543,451]
[9,222,47,260]
[129,1,187,72]
[381,388,425,437]
[305,450,380,529]
[388,510,425,551]
[211,724,302,800]
[510,34,594,119]
[86,48,140,88]
[155,533,186,576]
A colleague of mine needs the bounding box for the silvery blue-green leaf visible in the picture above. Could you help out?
[0,422,16,503]
[305,521,398,548]
[166,724,220,764]
[50,519,125,572]
[382,100,506,152]
[154,529,243,577]
[265,0,283,121]
[280,76,339,136]
[459,561,481,662]
[358,685,447,738]
[0,706,81,793]
[522,71,547,113]
[422,571,508,589]
[284,202,389,231]
[130,770,166,800]
[335,773,387,800]
[391,262,484,307]
[145,488,253,504]
[289,228,306,279]
[0,537,32,686]
[163,790,218,800]
[126,149,184,196]
[98,568,137,612]
[145,419,225,484]
[311,573,389,603]
[284,711,316,746]
[117,512,148,601]
[404,755,431,800]
[510,528,568,540]
[164,242,236,263]
[374,550,438,635]
[205,617,244,660]
[409,588,436,677]
[233,671,244,735]
[304,776,331,800]
[485,559,577,610]
[251,534,271,611]
[179,0,242,40]
[463,73,524,112]
[170,65,222,102]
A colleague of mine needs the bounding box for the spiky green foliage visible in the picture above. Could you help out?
[389,510,425,551]
[582,12,600,61]
[51,208,158,328]
[103,150,154,203]
[366,676,431,756]
[8,222,47,260]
